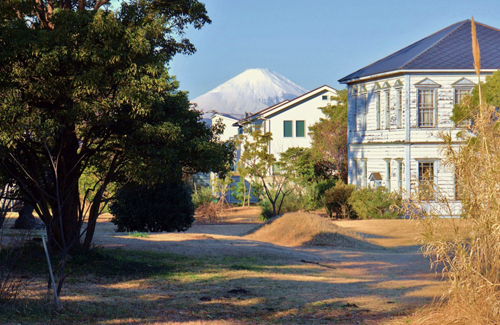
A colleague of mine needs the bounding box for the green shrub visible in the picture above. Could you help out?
[324,182,356,219]
[302,179,338,210]
[280,190,308,213]
[258,189,309,220]
[110,181,195,232]
[192,186,215,208]
[259,198,274,221]
[348,186,401,219]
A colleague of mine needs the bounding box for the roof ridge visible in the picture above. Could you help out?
[402,20,469,69]
[475,20,500,33]
[261,85,338,118]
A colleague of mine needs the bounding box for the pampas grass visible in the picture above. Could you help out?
[408,17,500,324]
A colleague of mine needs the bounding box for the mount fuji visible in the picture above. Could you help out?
[191,68,308,118]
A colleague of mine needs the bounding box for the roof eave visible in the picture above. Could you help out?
[339,69,498,84]
[261,85,338,118]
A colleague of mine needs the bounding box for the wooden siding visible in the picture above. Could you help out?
[347,72,483,214]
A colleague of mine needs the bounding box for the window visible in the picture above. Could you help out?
[375,92,381,129]
[296,120,305,137]
[322,95,328,100]
[385,91,390,129]
[396,89,403,128]
[418,161,435,200]
[352,95,357,131]
[352,159,358,187]
[455,88,472,127]
[361,95,367,130]
[396,159,403,192]
[418,89,436,127]
[284,121,292,137]
[455,88,471,104]
[385,159,391,191]
[362,159,368,188]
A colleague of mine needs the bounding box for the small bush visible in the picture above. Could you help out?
[259,198,274,221]
[231,179,246,206]
[192,186,215,208]
[287,191,309,213]
[110,181,195,232]
[324,182,356,219]
[195,202,221,223]
[348,186,401,219]
[258,190,309,221]
[303,179,338,210]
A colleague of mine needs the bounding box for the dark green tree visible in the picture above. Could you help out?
[0,0,233,255]
[110,181,195,233]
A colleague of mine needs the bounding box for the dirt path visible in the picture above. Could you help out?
[91,216,445,324]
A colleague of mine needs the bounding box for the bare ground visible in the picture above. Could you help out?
[1,210,446,324]
[86,213,446,324]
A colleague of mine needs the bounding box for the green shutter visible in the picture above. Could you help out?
[296,120,305,137]
[284,121,292,137]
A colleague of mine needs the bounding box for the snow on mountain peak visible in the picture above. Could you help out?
[191,68,308,116]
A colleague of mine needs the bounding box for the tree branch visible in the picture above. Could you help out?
[94,0,110,10]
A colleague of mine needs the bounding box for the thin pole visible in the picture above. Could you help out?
[41,233,60,309]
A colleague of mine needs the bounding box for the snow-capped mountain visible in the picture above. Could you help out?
[191,68,308,117]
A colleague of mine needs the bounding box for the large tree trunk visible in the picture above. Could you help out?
[44,125,84,252]
[49,185,82,251]
[13,202,40,229]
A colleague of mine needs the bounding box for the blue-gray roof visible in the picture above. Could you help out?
[339,20,500,83]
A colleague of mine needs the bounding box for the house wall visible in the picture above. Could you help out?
[264,89,337,157]
[347,72,487,214]
[211,114,240,142]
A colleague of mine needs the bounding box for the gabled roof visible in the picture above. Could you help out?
[339,20,500,83]
[369,172,383,181]
[211,112,243,120]
[236,85,338,125]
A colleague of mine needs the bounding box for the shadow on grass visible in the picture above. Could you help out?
[0,243,442,325]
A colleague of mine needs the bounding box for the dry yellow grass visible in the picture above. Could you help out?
[246,212,369,248]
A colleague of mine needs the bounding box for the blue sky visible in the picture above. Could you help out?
[168,0,500,99]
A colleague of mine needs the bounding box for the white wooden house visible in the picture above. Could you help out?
[339,20,500,215]
[235,85,338,160]
[211,113,243,142]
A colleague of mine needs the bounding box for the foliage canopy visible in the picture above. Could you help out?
[0,0,233,253]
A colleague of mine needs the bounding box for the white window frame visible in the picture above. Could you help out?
[375,92,381,130]
[417,88,438,128]
[396,89,403,128]
[361,159,368,188]
[352,95,358,132]
[454,87,473,127]
[418,160,437,200]
[385,91,390,129]
[384,159,391,191]
[361,94,367,131]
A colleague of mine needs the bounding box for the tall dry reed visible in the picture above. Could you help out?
[409,16,500,325]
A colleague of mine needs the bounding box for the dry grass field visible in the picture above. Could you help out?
[0,209,452,324]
